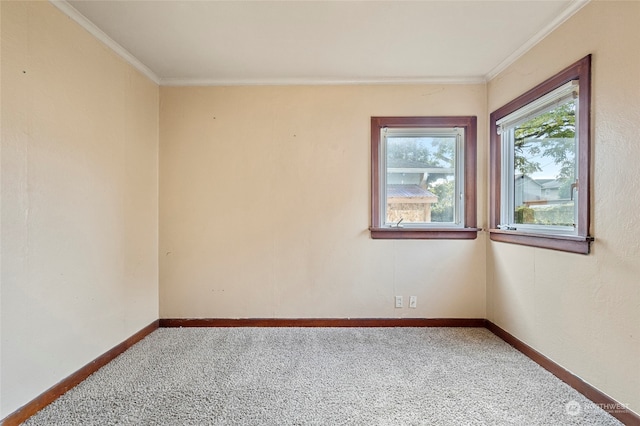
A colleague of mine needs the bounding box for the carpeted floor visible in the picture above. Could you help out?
[24,327,622,425]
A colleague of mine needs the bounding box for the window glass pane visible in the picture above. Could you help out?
[512,99,577,227]
[385,135,456,224]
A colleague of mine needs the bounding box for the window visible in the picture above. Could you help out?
[370,116,477,239]
[489,55,593,254]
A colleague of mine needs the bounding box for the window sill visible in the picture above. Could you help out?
[370,227,479,240]
[489,229,593,254]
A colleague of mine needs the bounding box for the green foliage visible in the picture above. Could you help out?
[429,179,455,222]
[515,203,575,227]
[387,137,454,168]
[532,204,575,227]
[514,102,576,182]
[514,205,535,224]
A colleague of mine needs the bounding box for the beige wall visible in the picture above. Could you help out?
[159,84,487,319]
[1,1,159,417]
[487,0,640,415]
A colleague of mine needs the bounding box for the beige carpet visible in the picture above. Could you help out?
[24,327,622,425]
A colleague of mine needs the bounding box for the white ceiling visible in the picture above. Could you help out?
[56,0,588,86]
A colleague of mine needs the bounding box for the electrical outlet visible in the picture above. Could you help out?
[395,296,403,308]
[409,296,417,308]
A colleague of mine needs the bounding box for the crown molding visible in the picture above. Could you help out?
[485,0,590,82]
[160,76,487,87]
[49,0,161,85]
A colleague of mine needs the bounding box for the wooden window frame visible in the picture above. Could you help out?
[370,116,478,240]
[489,55,593,254]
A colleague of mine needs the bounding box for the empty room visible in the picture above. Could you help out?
[1,0,639,424]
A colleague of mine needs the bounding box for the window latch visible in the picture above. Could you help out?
[391,218,404,228]
[570,180,578,201]
[498,224,517,231]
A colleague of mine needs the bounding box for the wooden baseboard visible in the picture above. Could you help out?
[159,317,486,328]
[1,320,159,426]
[485,320,639,425]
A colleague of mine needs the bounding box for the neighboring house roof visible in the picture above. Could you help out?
[515,174,543,188]
[515,176,563,189]
[535,178,555,186]
[541,179,562,189]
[387,159,436,169]
[387,184,437,200]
